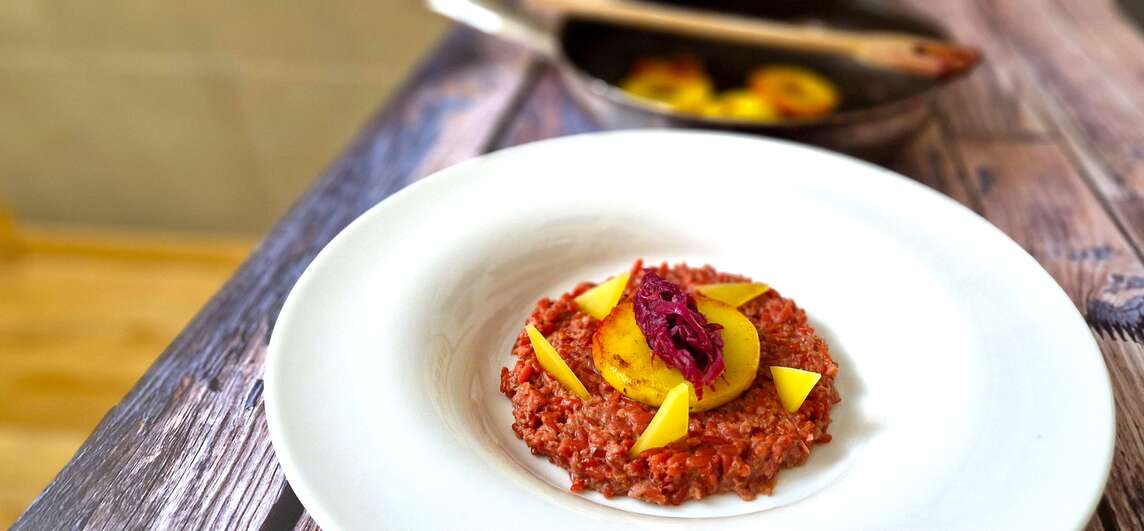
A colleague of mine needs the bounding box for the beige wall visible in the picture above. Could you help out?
[0,0,447,234]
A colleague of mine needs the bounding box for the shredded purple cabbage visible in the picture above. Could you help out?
[633,270,725,397]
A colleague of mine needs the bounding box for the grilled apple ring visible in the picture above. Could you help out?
[749,66,840,118]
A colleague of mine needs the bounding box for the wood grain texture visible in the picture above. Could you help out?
[293,511,321,531]
[981,0,1144,255]
[1090,332,1144,530]
[12,27,537,530]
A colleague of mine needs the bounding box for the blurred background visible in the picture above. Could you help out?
[0,0,445,524]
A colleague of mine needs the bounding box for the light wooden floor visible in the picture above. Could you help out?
[0,223,252,526]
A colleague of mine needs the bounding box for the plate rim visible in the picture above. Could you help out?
[265,129,1115,530]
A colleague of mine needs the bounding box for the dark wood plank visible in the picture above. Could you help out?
[890,118,978,210]
[1086,513,1109,531]
[12,26,538,530]
[292,511,321,531]
[980,0,1144,256]
[898,1,1052,139]
[1089,332,1144,530]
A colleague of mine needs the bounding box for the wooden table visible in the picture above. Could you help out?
[14,1,1144,529]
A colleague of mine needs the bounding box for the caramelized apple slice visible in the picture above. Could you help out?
[770,366,821,413]
[574,272,630,320]
[630,381,690,457]
[525,325,590,400]
[592,297,760,411]
[695,282,769,307]
[748,65,840,118]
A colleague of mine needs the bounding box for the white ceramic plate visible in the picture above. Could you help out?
[266,130,1114,531]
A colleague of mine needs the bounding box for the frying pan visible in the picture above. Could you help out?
[429,0,970,159]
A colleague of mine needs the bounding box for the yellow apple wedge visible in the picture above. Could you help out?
[525,325,590,400]
[630,381,690,457]
[770,366,821,413]
[695,282,769,307]
[574,272,630,320]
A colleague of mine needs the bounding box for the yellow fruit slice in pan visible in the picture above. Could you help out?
[749,65,840,118]
[525,325,590,400]
[620,57,714,113]
[698,90,779,121]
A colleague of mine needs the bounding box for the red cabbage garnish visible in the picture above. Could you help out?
[633,269,725,397]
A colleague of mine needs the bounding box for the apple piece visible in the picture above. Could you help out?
[695,282,769,307]
[698,90,779,121]
[748,65,839,118]
[574,272,631,320]
[770,366,822,413]
[525,325,590,400]
[630,381,690,456]
[620,57,714,113]
[592,297,760,411]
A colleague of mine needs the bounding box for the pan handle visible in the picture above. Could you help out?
[427,0,558,56]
